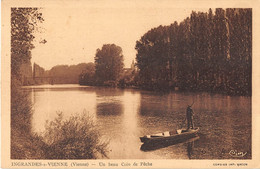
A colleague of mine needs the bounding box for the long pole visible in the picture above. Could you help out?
[191,100,195,107]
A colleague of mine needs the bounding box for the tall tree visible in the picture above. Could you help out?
[11,8,44,88]
[11,8,47,159]
[94,44,124,85]
[211,8,231,91]
[168,21,179,86]
[176,18,193,90]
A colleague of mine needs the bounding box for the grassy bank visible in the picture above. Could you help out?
[11,89,47,159]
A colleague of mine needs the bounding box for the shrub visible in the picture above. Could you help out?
[42,112,109,159]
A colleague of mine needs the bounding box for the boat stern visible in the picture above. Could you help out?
[140,135,151,143]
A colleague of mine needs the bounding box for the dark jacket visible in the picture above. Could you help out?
[186,106,193,118]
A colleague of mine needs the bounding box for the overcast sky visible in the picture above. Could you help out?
[31,1,209,70]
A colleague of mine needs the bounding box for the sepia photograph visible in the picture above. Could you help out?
[1,0,260,168]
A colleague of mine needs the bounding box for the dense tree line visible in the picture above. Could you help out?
[79,62,95,85]
[45,63,91,84]
[135,8,251,95]
[21,62,91,85]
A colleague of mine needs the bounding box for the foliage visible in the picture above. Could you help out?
[135,8,252,95]
[11,8,48,159]
[79,62,96,85]
[94,44,124,85]
[11,90,48,159]
[44,63,91,84]
[11,8,44,89]
[42,112,109,159]
[11,8,108,160]
[118,68,139,88]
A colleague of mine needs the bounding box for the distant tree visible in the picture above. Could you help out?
[94,44,124,85]
[79,62,96,85]
[118,62,138,88]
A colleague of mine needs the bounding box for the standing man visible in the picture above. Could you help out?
[186,105,194,129]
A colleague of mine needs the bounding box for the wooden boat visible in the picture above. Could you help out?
[140,136,200,152]
[140,127,199,144]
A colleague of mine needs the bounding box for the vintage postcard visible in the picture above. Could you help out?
[1,0,260,168]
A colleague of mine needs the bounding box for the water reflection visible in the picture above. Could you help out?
[26,84,251,159]
[187,139,195,159]
[95,88,124,116]
[95,87,124,97]
[96,102,123,116]
[31,86,97,133]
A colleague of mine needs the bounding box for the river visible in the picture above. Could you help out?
[23,84,251,159]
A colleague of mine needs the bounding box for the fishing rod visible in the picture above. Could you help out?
[190,100,195,107]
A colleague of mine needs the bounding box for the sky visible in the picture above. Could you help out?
[31,2,209,70]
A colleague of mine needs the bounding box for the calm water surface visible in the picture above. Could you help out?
[24,84,251,159]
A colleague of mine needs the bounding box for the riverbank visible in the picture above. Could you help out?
[11,89,48,159]
[79,83,251,97]
[11,88,108,159]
